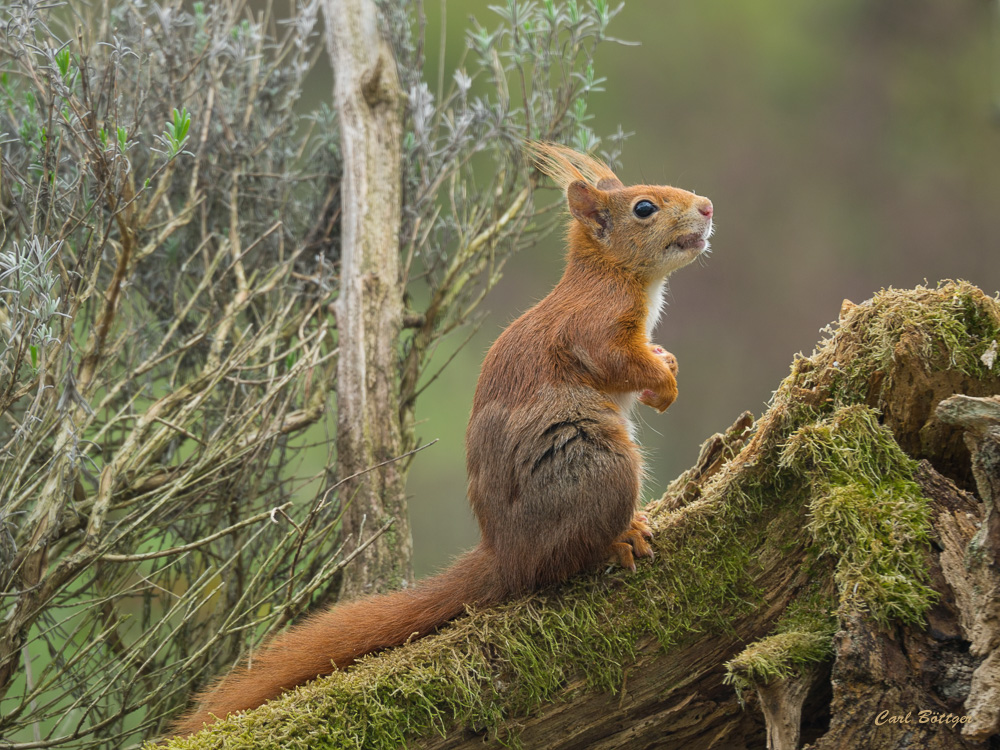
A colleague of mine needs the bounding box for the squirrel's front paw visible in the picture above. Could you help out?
[650,344,678,376]
[640,345,678,413]
[638,380,677,413]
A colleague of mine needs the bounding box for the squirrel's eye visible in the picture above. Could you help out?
[633,200,657,218]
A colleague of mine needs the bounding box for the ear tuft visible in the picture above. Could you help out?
[525,141,623,192]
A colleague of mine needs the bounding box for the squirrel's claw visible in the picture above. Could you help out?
[611,542,638,572]
[630,513,654,541]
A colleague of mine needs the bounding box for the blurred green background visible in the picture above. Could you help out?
[324,1,1000,576]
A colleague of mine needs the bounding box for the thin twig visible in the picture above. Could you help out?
[100,504,293,563]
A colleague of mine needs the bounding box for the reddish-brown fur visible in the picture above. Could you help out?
[170,143,713,737]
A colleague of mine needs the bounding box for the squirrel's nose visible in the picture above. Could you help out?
[698,200,713,218]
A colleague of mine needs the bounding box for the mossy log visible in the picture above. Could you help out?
[159,282,1000,750]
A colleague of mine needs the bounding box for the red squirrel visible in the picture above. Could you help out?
[171,142,713,736]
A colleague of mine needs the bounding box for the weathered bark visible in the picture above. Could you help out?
[937,395,1000,741]
[755,666,827,750]
[163,283,999,750]
[322,0,412,598]
[804,463,985,750]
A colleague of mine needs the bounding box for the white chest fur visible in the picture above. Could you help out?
[645,280,666,338]
[611,391,638,440]
[609,280,666,442]
[609,281,667,442]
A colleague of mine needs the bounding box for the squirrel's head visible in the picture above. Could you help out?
[527,141,714,280]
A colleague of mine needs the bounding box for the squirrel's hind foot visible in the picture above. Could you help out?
[609,513,655,571]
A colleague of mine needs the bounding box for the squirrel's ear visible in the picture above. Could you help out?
[567,180,611,234]
[596,176,624,191]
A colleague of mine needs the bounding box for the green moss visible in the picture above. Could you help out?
[724,631,834,701]
[766,282,1000,419]
[775,585,838,634]
[860,285,997,373]
[723,583,837,700]
[780,405,936,626]
[157,452,802,749]
[817,281,999,407]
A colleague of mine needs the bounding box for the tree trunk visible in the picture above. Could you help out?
[322,0,412,599]
[165,282,1000,750]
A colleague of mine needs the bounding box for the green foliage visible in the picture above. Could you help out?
[0,0,630,747]
[54,47,71,79]
[157,107,191,158]
[1,2,338,747]
[385,0,632,432]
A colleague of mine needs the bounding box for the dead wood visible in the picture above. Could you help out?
[321,0,413,599]
[161,283,1000,750]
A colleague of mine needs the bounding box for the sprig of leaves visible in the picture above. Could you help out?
[157,106,192,158]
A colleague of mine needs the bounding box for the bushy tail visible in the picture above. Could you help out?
[171,545,505,737]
